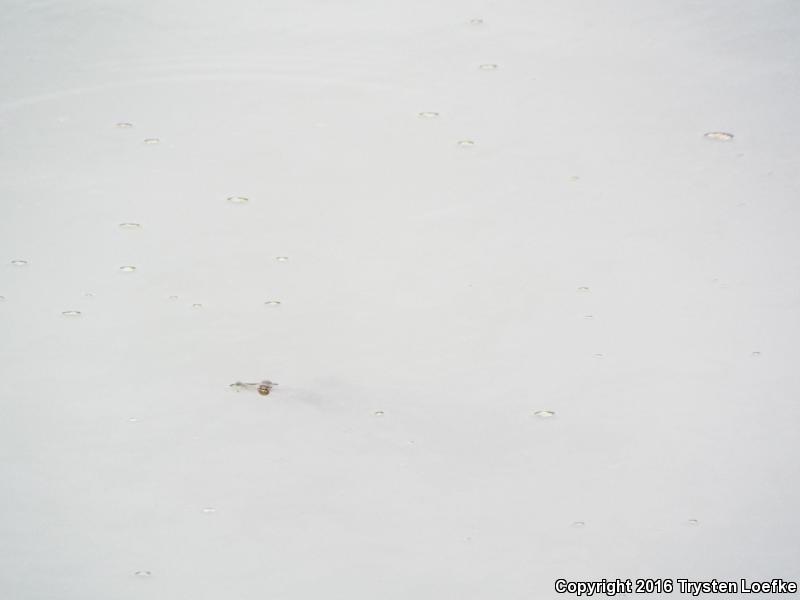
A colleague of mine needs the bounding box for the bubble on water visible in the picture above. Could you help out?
[704,132,733,141]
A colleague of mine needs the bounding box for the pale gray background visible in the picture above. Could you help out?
[1,1,799,598]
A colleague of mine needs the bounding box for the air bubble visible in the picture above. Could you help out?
[62,310,82,317]
[418,111,439,119]
[479,63,498,70]
[143,138,160,144]
[119,222,142,229]
[10,260,28,267]
[119,265,137,272]
[227,196,249,204]
[704,132,733,141]
[457,140,475,147]
[264,300,281,306]
[533,410,555,418]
